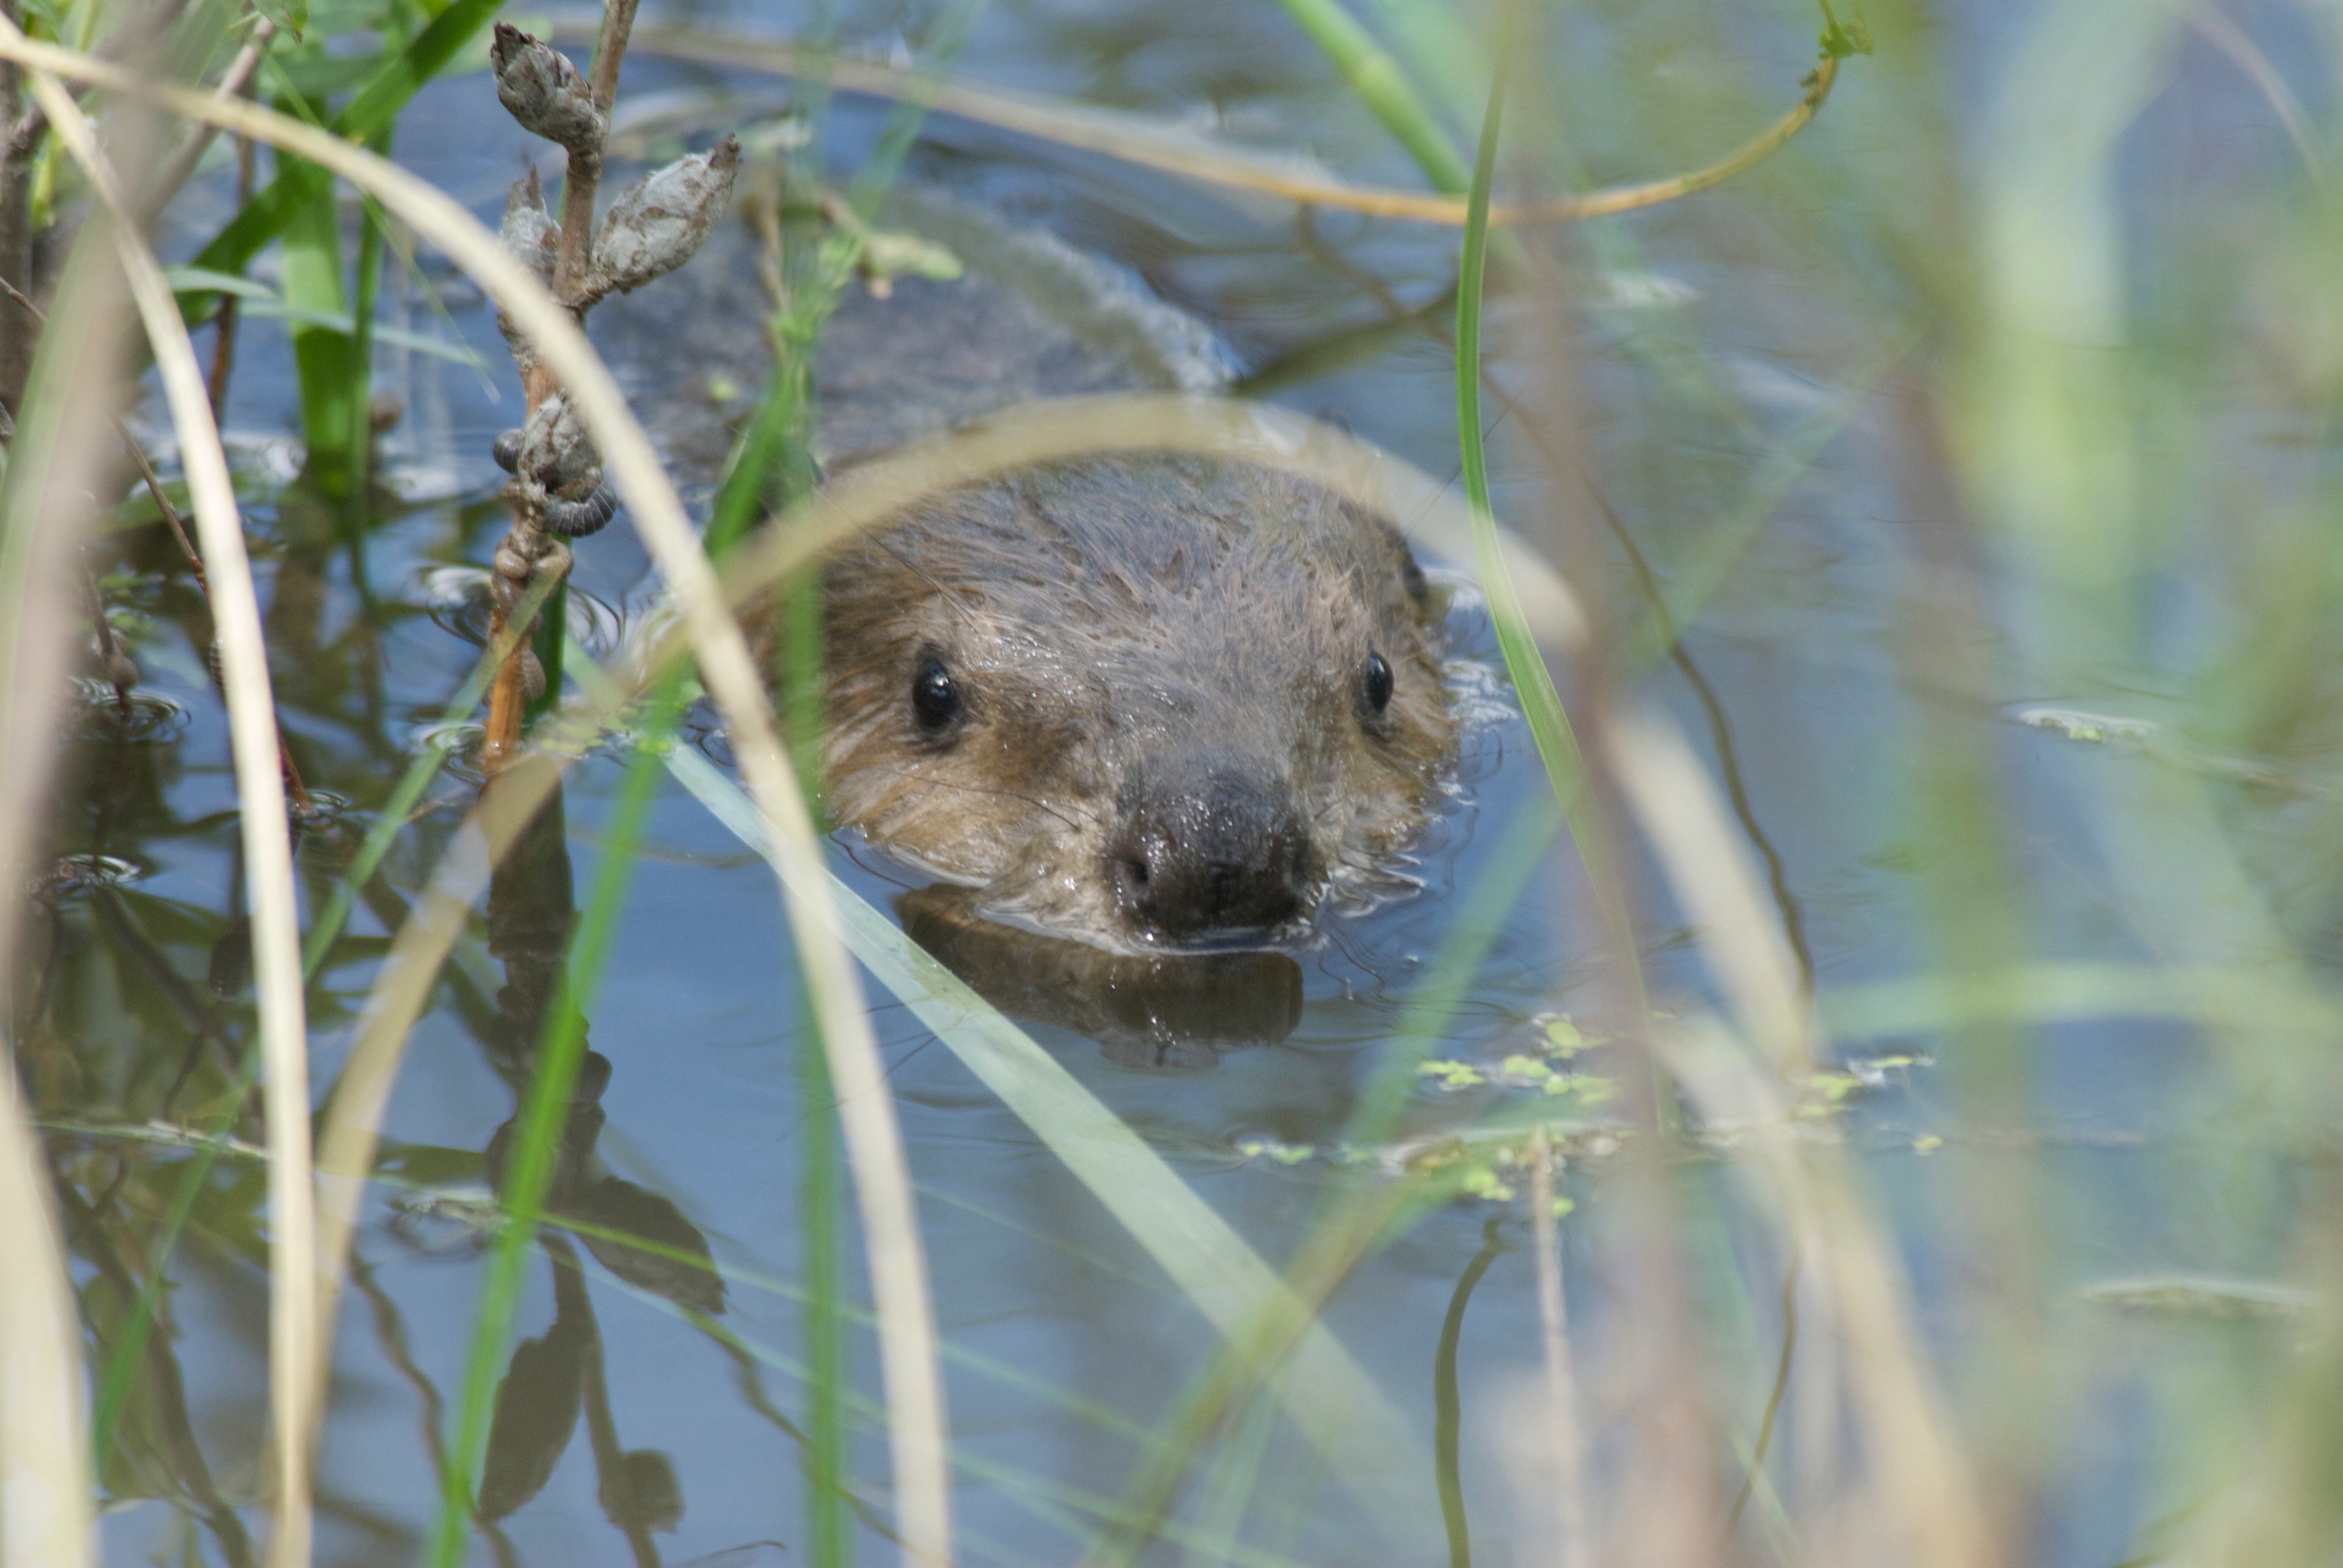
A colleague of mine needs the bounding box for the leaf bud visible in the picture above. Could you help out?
[490,24,604,151]
[585,136,741,300]
[499,169,559,284]
[497,171,560,373]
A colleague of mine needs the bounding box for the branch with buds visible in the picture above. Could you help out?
[480,11,738,765]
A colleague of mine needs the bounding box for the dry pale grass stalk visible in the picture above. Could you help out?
[0,38,956,1559]
[1602,691,1985,1563]
[7,41,322,1566]
[603,19,1840,227]
[720,393,1587,646]
[0,213,133,1568]
[2187,9,2321,185]
[312,757,563,1385]
[1662,1019,1993,1568]
[1526,1130,1588,1568]
[0,1061,88,1567]
[1602,702,1810,1070]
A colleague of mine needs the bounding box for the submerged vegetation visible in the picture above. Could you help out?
[5,0,2343,1565]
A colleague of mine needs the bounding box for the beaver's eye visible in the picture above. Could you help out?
[912,658,961,732]
[1363,650,1394,714]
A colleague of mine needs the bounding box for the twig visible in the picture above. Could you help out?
[80,552,135,713]
[484,0,640,767]
[549,0,636,307]
[206,131,255,419]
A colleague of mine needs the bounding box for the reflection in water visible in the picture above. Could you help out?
[468,780,718,1564]
[896,884,1304,1070]
[51,1176,256,1568]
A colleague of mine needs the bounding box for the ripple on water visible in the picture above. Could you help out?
[408,718,490,782]
[30,853,147,901]
[414,562,625,660]
[68,681,189,744]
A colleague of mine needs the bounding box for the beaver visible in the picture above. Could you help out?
[823,451,1455,950]
[595,183,1459,953]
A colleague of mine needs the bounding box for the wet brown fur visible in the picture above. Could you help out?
[820,450,1456,950]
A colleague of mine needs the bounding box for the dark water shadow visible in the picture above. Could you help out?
[896,884,1305,1070]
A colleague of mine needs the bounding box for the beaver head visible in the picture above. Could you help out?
[822,453,1456,953]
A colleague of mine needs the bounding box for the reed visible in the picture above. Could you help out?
[0,224,138,1568]
[12,1,2343,1566]
[12,43,322,1564]
[600,17,1840,227]
[0,233,127,1568]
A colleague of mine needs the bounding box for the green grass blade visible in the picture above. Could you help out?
[180,0,505,310]
[706,0,981,564]
[801,980,853,1568]
[428,691,684,1568]
[702,44,993,1552]
[1271,0,1469,192]
[662,745,1436,1544]
[281,170,361,491]
[1452,17,1613,893]
[845,0,987,218]
[705,347,816,561]
[343,127,388,487]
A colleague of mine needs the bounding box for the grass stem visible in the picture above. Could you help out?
[609,19,1837,227]
[1269,0,1468,192]
[10,46,327,1567]
[429,691,676,1568]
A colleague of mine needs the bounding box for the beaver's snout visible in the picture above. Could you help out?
[1110,756,1313,946]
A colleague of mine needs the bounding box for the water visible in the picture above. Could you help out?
[19,1,2336,1564]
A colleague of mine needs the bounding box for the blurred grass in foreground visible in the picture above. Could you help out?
[8,0,2343,1566]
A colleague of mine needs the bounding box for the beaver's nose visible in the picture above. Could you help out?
[1111,760,1311,944]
